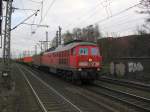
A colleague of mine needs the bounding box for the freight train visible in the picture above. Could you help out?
[17,40,102,84]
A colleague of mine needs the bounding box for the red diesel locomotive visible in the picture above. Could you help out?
[32,41,102,83]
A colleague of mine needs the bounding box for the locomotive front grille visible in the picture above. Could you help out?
[79,61,100,67]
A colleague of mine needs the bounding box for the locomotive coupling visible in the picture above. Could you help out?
[97,68,100,71]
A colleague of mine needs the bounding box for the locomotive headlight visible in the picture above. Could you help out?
[89,58,92,62]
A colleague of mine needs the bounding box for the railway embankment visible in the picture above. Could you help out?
[0,63,42,112]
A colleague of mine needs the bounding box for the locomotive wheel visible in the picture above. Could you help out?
[71,74,75,83]
[65,75,70,82]
[75,80,82,85]
[88,80,95,84]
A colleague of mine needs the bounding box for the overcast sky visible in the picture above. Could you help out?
[0,0,147,58]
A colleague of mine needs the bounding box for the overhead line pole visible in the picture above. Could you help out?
[0,0,2,49]
[34,45,37,55]
[39,38,51,51]
[0,35,2,48]
[56,31,59,47]
[0,0,2,36]
[46,31,49,49]
[58,26,62,45]
[2,0,13,81]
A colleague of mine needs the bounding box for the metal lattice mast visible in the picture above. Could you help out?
[3,0,13,75]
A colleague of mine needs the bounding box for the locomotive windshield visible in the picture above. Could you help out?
[79,48,88,55]
[91,48,99,55]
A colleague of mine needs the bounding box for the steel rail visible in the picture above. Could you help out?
[99,77,150,92]
[23,65,119,112]
[89,84,150,112]
[18,64,83,112]
[17,65,48,112]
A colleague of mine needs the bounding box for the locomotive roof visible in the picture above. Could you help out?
[44,41,97,54]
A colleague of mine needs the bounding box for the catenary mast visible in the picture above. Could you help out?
[2,0,13,77]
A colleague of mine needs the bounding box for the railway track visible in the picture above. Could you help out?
[19,64,127,112]
[29,65,150,111]
[86,83,150,112]
[16,64,83,112]
[17,64,150,112]
[99,77,150,92]
[24,65,120,112]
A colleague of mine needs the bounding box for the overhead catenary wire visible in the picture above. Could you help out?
[13,7,37,11]
[99,0,112,17]
[95,3,141,24]
[115,25,143,35]
[23,23,49,27]
[39,0,56,25]
[31,0,56,35]
[11,10,40,31]
[100,17,145,30]
[40,0,44,22]
[19,0,28,16]
[65,0,116,30]
[29,0,44,4]
[66,2,141,33]
[103,22,145,36]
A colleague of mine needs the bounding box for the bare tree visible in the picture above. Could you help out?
[63,24,101,43]
[63,31,73,44]
[140,0,150,32]
[135,25,147,35]
[140,0,150,11]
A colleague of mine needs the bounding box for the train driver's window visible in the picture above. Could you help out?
[91,48,99,55]
[79,48,88,55]
[73,48,76,56]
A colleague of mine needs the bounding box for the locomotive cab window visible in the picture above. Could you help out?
[72,48,76,56]
[91,48,99,55]
[79,48,88,55]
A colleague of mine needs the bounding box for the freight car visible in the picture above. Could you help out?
[17,56,33,66]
